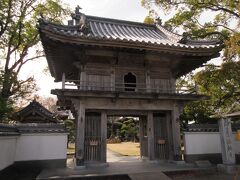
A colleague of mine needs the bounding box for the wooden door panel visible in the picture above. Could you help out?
[139,117,148,157]
[84,113,102,162]
[153,113,169,160]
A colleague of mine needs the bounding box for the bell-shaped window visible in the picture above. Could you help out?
[124,72,136,91]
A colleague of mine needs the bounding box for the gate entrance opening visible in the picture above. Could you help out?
[75,110,174,165]
[81,112,172,164]
[106,116,141,162]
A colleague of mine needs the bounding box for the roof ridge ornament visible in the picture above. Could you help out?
[178,32,222,45]
[70,5,90,35]
[155,17,162,25]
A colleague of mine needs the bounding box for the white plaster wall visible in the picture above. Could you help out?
[184,132,240,155]
[15,133,68,161]
[184,132,222,154]
[0,136,17,170]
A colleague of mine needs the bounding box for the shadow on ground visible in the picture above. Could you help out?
[0,164,42,180]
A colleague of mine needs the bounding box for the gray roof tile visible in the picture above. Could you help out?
[39,14,222,50]
[0,123,67,135]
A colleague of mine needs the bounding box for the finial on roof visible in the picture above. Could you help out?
[75,5,82,14]
[70,5,90,34]
[178,32,190,44]
[155,17,162,25]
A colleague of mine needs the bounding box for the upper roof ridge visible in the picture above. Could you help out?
[86,15,157,29]
[155,24,182,42]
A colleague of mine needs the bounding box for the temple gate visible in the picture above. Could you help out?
[39,7,223,166]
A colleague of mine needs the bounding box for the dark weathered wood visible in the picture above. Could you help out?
[166,112,174,160]
[76,101,85,165]
[171,103,183,161]
[84,112,102,162]
[101,112,107,162]
[147,112,154,160]
[140,116,148,157]
[153,113,169,160]
[85,49,116,57]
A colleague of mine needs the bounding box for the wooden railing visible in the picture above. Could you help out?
[61,80,197,94]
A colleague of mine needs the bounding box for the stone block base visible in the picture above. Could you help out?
[217,164,239,174]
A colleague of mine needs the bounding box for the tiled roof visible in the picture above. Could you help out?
[39,12,222,51]
[186,123,240,132]
[15,124,66,133]
[224,111,240,118]
[14,100,57,123]
[0,125,20,136]
[187,124,219,132]
[0,124,66,135]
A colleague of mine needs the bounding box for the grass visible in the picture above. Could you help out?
[107,142,140,156]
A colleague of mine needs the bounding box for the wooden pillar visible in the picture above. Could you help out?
[147,111,155,160]
[80,65,86,90]
[170,78,175,94]
[139,116,144,157]
[172,103,182,161]
[166,112,174,160]
[62,73,66,89]
[110,67,115,91]
[76,101,85,166]
[101,111,107,163]
[146,70,151,93]
[218,118,236,165]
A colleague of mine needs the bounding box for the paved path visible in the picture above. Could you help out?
[107,149,141,163]
[37,150,234,180]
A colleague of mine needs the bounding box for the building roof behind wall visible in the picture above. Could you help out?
[14,100,57,123]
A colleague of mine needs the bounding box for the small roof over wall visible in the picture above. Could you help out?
[0,123,66,136]
[186,123,240,132]
[224,111,240,119]
[14,100,57,123]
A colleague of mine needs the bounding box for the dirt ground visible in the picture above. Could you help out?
[107,142,140,156]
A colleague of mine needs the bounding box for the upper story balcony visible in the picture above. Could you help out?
[53,75,205,101]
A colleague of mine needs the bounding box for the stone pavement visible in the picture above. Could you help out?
[37,150,232,180]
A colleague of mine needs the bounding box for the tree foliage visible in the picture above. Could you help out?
[120,118,139,142]
[179,61,240,127]
[141,0,240,60]
[64,119,75,144]
[194,61,240,114]
[0,0,69,120]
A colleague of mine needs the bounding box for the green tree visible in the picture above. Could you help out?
[64,119,76,145]
[194,61,240,114]
[0,0,69,120]
[176,74,217,128]
[144,10,156,24]
[141,0,239,59]
[120,118,139,142]
[177,61,240,128]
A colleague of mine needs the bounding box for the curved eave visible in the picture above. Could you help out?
[39,28,223,57]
